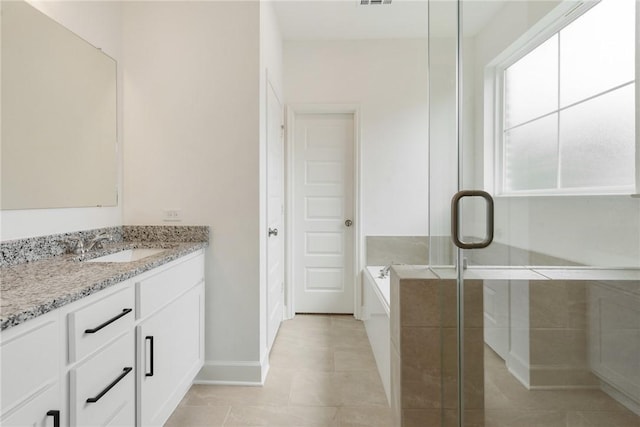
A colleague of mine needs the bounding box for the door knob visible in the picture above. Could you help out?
[344,219,353,227]
[269,228,279,237]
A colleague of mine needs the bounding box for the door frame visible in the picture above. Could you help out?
[284,104,362,320]
[265,74,285,353]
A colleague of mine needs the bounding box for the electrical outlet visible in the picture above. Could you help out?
[162,209,182,222]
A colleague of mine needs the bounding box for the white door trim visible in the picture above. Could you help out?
[265,73,284,353]
[284,104,362,320]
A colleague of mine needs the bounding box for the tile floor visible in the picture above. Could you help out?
[166,315,640,427]
[165,314,392,427]
[483,346,640,427]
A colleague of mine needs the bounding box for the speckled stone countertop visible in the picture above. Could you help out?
[0,226,208,331]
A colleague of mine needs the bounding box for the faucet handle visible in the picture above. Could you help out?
[66,237,85,255]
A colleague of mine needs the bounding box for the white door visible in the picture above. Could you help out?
[293,113,354,313]
[266,82,284,350]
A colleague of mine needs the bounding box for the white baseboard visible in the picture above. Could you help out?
[601,381,640,416]
[506,352,530,389]
[195,355,269,385]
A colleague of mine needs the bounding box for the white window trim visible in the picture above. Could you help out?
[484,0,639,198]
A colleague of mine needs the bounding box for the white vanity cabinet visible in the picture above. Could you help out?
[0,311,62,427]
[136,253,205,427]
[0,248,205,427]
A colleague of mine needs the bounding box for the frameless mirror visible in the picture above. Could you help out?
[1,0,117,210]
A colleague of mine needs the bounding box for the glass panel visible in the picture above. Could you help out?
[504,35,558,128]
[429,0,458,268]
[560,84,636,189]
[560,0,635,107]
[505,115,558,191]
[456,1,640,427]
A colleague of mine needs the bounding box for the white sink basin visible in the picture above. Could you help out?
[85,248,166,263]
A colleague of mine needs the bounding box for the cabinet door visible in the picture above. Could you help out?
[0,312,61,425]
[1,383,61,427]
[137,284,203,426]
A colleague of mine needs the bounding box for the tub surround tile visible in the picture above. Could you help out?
[366,236,429,266]
[1,225,209,330]
[390,272,485,425]
[391,264,436,281]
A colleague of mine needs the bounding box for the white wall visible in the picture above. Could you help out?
[259,0,284,373]
[467,0,640,267]
[122,1,264,383]
[0,0,123,240]
[283,39,429,237]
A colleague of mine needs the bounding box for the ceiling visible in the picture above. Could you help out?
[272,0,508,41]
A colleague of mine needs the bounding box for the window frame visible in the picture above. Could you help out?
[488,0,638,197]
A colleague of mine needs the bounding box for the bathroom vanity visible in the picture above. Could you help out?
[0,227,207,427]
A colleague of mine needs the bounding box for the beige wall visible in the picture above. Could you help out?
[122,1,264,382]
[284,39,430,237]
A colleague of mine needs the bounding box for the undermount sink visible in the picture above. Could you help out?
[85,248,166,263]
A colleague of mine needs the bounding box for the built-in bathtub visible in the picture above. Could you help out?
[362,266,391,404]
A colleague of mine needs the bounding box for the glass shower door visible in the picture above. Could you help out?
[430,0,640,425]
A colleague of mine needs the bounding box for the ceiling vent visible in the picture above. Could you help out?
[360,0,392,5]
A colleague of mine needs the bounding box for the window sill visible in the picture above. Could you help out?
[494,192,639,199]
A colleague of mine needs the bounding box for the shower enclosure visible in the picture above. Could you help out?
[428,0,640,425]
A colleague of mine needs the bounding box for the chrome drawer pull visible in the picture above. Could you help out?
[84,308,132,334]
[86,367,133,403]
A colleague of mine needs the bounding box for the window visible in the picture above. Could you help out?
[498,0,636,195]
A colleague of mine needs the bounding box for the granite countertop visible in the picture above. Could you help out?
[1,239,207,331]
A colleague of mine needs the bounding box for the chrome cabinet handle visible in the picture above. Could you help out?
[84,308,132,334]
[268,228,278,237]
[86,367,132,403]
[344,219,353,227]
[451,190,494,249]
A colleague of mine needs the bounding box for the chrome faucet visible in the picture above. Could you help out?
[379,262,405,278]
[67,236,85,256]
[85,232,113,251]
[379,265,392,278]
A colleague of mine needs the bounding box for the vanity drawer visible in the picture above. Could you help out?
[70,330,135,427]
[136,252,204,319]
[68,285,135,363]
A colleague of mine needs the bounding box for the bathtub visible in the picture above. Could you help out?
[362,266,391,404]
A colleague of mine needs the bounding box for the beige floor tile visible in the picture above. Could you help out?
[484,409,568,427]
[289,371,342,406]
[167,315,640,427]
[483,345,640,425]
[330,315,363,330]
[333,348,377,372]
[183,379,291,407]
[224,405,339,426]
[335,371,389,407]
[164,405,230,427]
[337,406,393,426]
[269,346,335,372]
[566,410,640,427]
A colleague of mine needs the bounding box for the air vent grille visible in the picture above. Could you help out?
[360,0,392,5]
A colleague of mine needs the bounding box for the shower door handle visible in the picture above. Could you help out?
[451,190,494,249]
